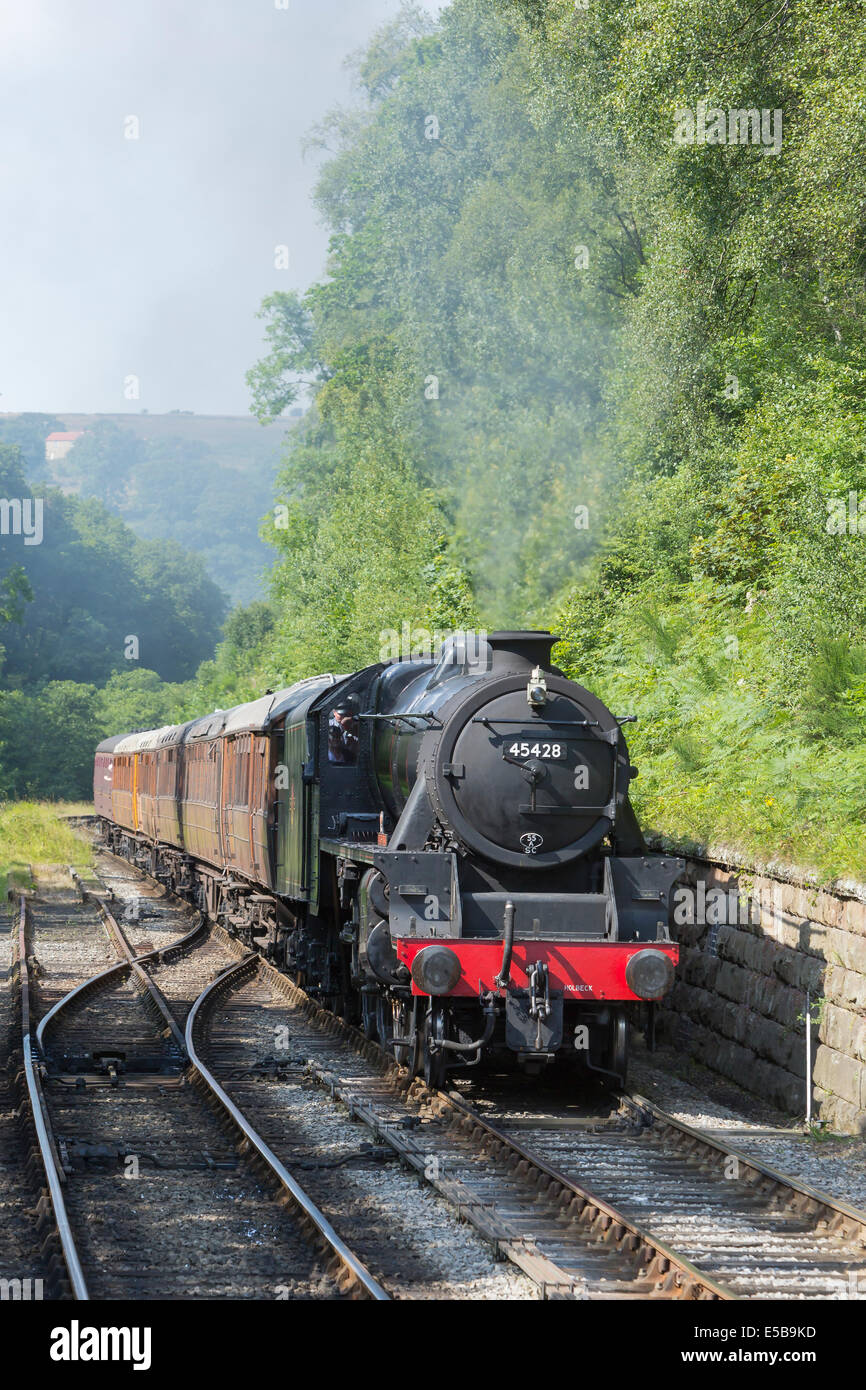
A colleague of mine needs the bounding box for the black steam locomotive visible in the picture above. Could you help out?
[95,630,682,1088]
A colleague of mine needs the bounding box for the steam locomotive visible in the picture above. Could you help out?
[94,630,682,1088]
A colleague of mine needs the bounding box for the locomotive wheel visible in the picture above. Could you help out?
[375,994,390,1046]
[608,1009,629,1089]
[422,1003,448,1090]
[391,998,421,1074]
[361,991,378,1040]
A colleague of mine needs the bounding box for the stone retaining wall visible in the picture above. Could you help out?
[650,845,866,1135]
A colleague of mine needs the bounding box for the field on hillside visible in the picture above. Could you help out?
[51,412,294,474]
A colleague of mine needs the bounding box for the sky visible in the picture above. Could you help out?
[0,0,448,417]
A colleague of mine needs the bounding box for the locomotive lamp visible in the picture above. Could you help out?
[527,667,548,709]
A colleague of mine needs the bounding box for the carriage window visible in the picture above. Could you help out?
[234,739,249,803]
[328,708,359,765]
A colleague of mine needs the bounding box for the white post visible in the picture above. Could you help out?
[805,989,812,1130]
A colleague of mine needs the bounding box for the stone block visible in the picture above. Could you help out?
[824,964,866,1013]
[771,950,826,994]
[825,928,866,975]
[815,1088,866,1136]
[841,898,866,939]
[822,1004,866,1065]
[813,1045,866,1109]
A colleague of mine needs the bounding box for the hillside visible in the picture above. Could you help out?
[52,412,291,471]
[1,411,298,606]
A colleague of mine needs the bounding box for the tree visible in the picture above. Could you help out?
[246,292,325,423]
[0,567,33,626]
[241,0,866,876]
[0,682,101,799]
[0,415,66,478]
[65,421,145,506]
[96,669,189,737]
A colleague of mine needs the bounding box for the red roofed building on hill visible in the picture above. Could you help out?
[45,430,84,462]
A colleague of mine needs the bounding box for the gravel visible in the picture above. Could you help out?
[206,974,538,1300]
[629,1036,866,1211]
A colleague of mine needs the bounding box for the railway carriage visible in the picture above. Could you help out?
[95,631,682,1087]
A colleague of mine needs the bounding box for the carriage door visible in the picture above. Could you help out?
[220,737,234,864]
[277,720,310,899]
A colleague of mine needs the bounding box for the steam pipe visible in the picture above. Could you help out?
[495,899,515,989]
[432,999,497,1054]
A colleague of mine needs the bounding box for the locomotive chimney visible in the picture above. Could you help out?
[487,630,558,673]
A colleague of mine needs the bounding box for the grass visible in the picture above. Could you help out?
[0,801,93,896]
[555,587,866,888]
[626,722,866,885]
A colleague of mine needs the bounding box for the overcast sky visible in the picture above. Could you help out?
[0,0,447,417]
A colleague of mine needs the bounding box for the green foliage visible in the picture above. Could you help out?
[0,566,32,628]
[246,291,324,423]
[95,669,191,736]
[176,601,279,715]
[0,435,228,797]
[0,682,102,799]
[0,442,29,498]
[248,0,629,677]
[265,443,478,677]
[0,415,65,477]
[803,636,866,740]
[234,0,866,877]
[0,483,226,687]
[64,421,144,506]
[0,801,92,895]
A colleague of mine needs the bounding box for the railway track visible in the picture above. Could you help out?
[195,950,727,1300]
[188,954,532,1297]
[15,886,387,1300]
[481,1090,866,1299]
[21,836,866,1302]
[184,929,866,1301]
[12,895,88,1299]
[13,860,537,1300]
[2,896,63,1300]
[87,857,543,1298]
